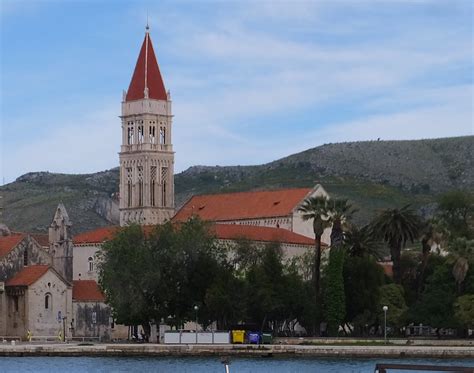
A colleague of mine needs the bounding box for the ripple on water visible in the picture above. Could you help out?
[0,356,473,373]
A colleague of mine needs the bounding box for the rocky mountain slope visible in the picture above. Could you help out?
[1,136,472,234]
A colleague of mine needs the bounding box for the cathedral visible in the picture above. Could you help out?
[0,26,329,342]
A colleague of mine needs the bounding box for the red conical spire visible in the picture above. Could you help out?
[125,30,167,102]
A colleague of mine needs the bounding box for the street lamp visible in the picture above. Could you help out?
[194,305,199,344]
[382,305,388,344]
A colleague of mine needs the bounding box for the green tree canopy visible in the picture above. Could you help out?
[323,247,346,335]
[409,260,458,329]
[98,218,224,332]
[371,205,423,284]
[437,190,473,238]
[454,294,474,329]
[343,255,385,333]
[377,284,408,329]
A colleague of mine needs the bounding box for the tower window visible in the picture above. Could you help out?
[161,167,168,207]
[45,293,51,310]
[127,127,134,145]
[13,296,19,312]
[138,167,144,207]
[126,168,133,207]
[138,125,144,144]
[23,249,28,266]
[160,127,166,145]
[88,257,94,272]
[149,126,156,144]
[150,166,157,207]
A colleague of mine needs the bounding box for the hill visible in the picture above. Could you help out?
[1,136,472,234]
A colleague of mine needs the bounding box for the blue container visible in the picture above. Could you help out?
[248,332,260,344]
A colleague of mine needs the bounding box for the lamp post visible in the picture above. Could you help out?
[382,305,388,344]
[194,305,199,344]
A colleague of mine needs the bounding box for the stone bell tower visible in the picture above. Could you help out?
[49,203,73,283]
[119,26,175,226]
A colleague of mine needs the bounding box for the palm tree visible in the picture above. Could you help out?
[298,196,329,298]
[371,205,422,284]
[344,224,381,258]
[326,199,357,249]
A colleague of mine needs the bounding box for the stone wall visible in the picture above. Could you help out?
[72,301,121,341]
[5,288,27,337]
[73,245,100,281]
[27,270,71,338]
[0,237,51,282]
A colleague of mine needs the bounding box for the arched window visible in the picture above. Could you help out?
[45,293,51,310]
[161,167,168,207]
[126,167,133,207]
[137,167,144,207]
[88,257,94,272]
[23,249,28,266]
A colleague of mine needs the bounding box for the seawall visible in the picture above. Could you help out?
[0,343,473,359]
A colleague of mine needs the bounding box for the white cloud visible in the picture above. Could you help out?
[1,1,472,183]
[3,103,121,183]
[294,84,474,150]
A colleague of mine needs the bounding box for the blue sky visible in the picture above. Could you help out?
[1,0,472,184]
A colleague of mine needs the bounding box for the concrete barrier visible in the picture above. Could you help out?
[164,331,231,344]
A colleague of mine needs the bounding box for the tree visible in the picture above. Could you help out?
[205,263,246,330]
[323,247,346,336]
[409,260,458,331]
[98,218,224,335]
[448,238,474,292]
[437,190,473,238]
[298,196,329,301]
[454,294,474,330]
[377,284,408,331]
[371,205,423,284]
[245,243,286,331]
[326,199,357,249]
[344,224,382,258]
[147,218,222,328]
[98,224,156,334]
[343,255,385,335]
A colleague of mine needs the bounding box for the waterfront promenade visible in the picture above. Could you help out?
[0,341,473,359]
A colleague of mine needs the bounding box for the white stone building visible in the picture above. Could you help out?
[173,185,331,244]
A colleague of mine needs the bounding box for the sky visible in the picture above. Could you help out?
[0,0,472,184]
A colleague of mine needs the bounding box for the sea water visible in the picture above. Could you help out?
[0,356,472,373]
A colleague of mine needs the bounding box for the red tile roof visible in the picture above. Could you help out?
[73,280,105,302]
[126,32,167,102]
[6,265,49,286]
[213,224,316,246]
[31,233,49,247]
[73,222,318,247]
[74,226,120,245]
[0,233,26,258]
[173,188,312,223]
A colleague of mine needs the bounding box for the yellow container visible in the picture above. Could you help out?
[232,330,245,344]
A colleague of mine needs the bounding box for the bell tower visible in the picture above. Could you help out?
[49,203,73,283]
[119,26,175,226]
